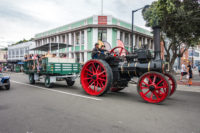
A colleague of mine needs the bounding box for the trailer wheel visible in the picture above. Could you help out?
[164,73,177,96]
[66,78,75,86]
[137,72,171,104]
[81,59,113,96]
[110,87,125,92]
[29,74,35,84]
[45,76,53,88]
[5,80,10,90]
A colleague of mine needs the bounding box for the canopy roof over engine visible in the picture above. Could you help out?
[31,43,72,52]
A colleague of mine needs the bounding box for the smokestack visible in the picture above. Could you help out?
[153,26,161,60]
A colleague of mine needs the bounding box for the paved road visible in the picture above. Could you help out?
[0,72,200,133]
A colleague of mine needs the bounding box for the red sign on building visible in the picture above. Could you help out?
[98,16,107,25]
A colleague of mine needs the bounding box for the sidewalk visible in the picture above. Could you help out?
[175,69,200,86]
[177,84,200,93]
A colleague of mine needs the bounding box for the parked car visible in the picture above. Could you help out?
[0,73,10,90]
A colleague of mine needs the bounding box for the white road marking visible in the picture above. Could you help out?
[11,80,102,101]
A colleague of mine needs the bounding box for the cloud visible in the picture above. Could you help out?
[0,0,155,47]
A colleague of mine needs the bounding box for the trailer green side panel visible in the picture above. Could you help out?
[46,63,80,75]
[24,58,80,75]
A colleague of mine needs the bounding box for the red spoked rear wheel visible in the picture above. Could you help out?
[137,72,171,103]
[110,46,129,56]
[164,73,177,96]
[80,59,113,96]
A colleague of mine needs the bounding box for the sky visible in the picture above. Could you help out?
[0,0,155,48]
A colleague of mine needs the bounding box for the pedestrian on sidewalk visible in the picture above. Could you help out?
[198,63,200,76]
[187,61,193,86]
[180,61,187,81]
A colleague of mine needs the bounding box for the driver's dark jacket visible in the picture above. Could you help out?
[92,47,100,59]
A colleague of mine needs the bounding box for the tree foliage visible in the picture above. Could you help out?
[12,38,34,46]
[142,0,200,71]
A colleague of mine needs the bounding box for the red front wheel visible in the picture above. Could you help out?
[137,72,171,103]
[80,59,113,96]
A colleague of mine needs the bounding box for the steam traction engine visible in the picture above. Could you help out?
[80,27,177,103]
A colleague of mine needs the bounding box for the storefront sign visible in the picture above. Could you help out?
[98,16,107,25]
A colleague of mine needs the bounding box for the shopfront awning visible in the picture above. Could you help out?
[31,43,72,52]
[17,62,24,65]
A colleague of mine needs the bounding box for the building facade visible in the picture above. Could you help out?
[35,15,153,63]
[0,50,7,64]
[7,41,35,63]
[188,46,200,66]
[175,45,200,69]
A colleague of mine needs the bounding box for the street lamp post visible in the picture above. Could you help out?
[192,46,194,68]
[131,5,149,53]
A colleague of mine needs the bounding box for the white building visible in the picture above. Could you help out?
[7,41,35,63]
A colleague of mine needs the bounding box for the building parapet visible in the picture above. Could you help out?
[35,15,153,39]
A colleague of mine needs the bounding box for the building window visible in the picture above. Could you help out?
[147,39,150,48]
[75,32,80,45]
[143,38,145,45]
[62,35,65,43]
[139,37,142,48]
[71,33,74,45]
[8,51,11,58]
[81,31,84,44]
[20,48,24,57]
[26,48,29,54]
[66,34,69,44]
[98,28,107,41]
[120,31,123,42]
[151,40,153,49]
[82,52,84,63]
[12,50,15,58]
[75,53,80,63]
[16,49,19,57]
[51,37,54,43]
[125,33,129,46]
[189,49,200,57]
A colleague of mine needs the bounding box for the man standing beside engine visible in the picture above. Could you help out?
[180,60,187,81]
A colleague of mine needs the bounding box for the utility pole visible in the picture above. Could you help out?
[131,5,149,53]
[192,46,194,68]
[101,0,103,15]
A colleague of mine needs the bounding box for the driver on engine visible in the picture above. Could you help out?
[92,43,101,59]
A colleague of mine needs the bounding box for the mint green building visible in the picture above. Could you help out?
[35,15,153,63]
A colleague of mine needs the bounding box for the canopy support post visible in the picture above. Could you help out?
[49,43,51,53]
[58,43,60,57]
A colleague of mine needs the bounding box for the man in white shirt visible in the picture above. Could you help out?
[180,61,187,81]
